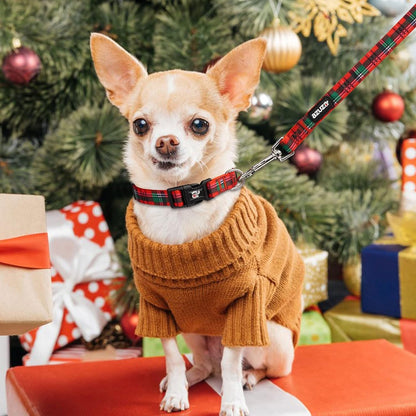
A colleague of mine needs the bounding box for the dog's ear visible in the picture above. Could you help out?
[90,33,147,110]
[207,38,266,112]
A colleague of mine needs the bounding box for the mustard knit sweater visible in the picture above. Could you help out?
[126,187,304,347]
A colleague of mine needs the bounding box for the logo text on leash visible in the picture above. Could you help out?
[307,95,335,123]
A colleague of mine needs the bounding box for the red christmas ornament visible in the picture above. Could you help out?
[120,311,140,344]
[372,90,405,122]
[2,46,41,85]
[292,145,322,175]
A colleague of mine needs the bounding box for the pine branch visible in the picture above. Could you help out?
[0,133,37,194]
[271,76,349,152]
[314,189,398,263]
[236,123,332,241]
[49,102,126,188]
[315,148,399,262]
[31,102,127,208]
[212,0,296,39]
[152,0,235,72]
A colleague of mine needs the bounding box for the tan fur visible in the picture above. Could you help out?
[91,33,297,416]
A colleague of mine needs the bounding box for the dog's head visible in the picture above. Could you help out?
[90,34,266,186]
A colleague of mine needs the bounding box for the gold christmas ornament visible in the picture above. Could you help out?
[288,0,380,55]
[343,256,362,296]
[260,18,302,73]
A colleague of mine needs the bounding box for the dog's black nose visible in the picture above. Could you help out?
[155,135,179,156]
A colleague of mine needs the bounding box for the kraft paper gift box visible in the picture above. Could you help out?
[19,200,125,365]
[6,340,416,416]
[0,194,53,335]
[361,212,416,320]
[324,296,416,354]
[298,246,328,309]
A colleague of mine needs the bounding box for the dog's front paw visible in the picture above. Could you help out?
[219,401,249,416]
[160,389,189,413]
[160,376,189,413]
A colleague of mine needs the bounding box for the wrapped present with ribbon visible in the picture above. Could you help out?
[19,201,125,366]
[0,194,53,335]
[7,340,416,415]
[22,344,142,365]
[298,246,328,309]
[361,210,416,320]
[299,306,331,346]
[324,296,416,354]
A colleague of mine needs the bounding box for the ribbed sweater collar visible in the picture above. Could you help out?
[126,187,265,281]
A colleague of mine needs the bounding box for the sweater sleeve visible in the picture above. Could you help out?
[135,297,180,339]
[222,278,270,347]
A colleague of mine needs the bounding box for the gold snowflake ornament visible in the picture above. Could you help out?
[288,0,380,55]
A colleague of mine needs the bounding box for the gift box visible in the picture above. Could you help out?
[298,306,331,345]
[298,246,328,309]
[19,201,125,365]
[22,343,142,365]
[7,340,416,415]
[0,194,53,335]
[361,225,416,320]
[324,296,416,354]
[143,335,190,357]
[401,137,416,193]
[142,307,332,355]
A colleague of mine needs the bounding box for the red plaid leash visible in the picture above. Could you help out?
[132,5,416,208]
[236,4,416,184]
[132,171,239,208]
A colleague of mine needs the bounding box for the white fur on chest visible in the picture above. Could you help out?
[133,190,240,245]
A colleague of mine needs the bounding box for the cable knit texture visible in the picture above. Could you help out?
[126,187,304,346]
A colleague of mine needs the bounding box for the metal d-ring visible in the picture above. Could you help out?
[226,168,245,190]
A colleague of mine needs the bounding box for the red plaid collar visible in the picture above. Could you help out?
[132,170,239,208]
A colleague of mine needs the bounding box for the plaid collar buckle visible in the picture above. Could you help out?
[167,178,211,208]
[132,171,239,208]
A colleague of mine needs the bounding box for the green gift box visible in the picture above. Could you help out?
[299,307,331,345]
[143,309,331,353]
[142,335,190,357]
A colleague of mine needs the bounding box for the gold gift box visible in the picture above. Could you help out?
[324,297,404,349]
[0,194,53,335]
[298,247,328,309]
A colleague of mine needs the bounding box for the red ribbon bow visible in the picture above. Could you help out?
[0,232,51,269]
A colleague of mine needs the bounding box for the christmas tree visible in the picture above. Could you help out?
[1,0,414,313]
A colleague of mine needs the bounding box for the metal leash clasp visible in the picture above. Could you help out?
[228,137,295,189]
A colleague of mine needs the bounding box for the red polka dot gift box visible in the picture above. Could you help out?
[19,201,125,366]
[401,138,416,194]
[400,137,416,211]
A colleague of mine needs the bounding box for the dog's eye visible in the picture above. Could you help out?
[190,118,209,135]
[133,118,149,135]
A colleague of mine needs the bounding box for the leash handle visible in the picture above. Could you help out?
[275,4,416,157]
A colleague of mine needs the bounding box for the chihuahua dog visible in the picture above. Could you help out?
[91,33,304,416]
